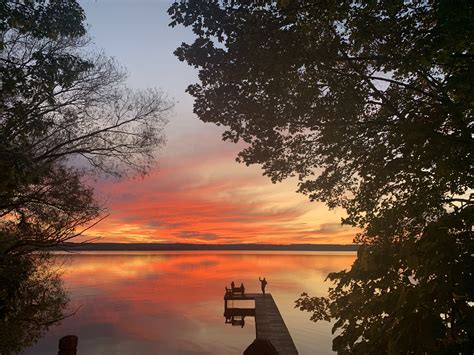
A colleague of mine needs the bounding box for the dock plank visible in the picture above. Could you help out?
[254,294,298,355]
[225,292,298,354]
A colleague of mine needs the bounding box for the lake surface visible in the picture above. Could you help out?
[25,251,356,355]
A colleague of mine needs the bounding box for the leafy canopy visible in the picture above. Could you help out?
[1,0,172,255]
[169,0,473,353]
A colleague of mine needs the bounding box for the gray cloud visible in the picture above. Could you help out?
[310,223,351,234]
[176,230,219,241]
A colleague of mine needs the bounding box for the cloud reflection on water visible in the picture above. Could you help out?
[25,252,355,354]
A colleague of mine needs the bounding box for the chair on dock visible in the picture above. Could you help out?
[225,282,245,297]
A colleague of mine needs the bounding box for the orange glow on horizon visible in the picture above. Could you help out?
[82,144,358,245]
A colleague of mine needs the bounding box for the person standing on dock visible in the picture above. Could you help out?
[259,277,267,295]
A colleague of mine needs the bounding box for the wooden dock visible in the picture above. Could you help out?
[224,292,298,354]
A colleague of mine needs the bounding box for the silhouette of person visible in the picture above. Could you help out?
[240,283,245,294]
[259,277,267,295]
[231,281,235,289]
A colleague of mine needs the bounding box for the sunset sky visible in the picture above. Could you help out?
[81,0,356,244]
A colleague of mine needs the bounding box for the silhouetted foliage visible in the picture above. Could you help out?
[1,0,172,255]
[1,1,171,351]
[169,0,473,353]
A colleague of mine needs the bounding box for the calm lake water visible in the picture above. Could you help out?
[25,251,356,355]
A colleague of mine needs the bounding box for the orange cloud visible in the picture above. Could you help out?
[82,142,356,244]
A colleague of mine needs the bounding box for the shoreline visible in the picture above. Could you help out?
[51,242,359,252]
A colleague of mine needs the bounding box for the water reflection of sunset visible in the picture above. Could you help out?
[26,252,355,355]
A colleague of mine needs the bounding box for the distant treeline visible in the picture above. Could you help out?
[52,243,359,252]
